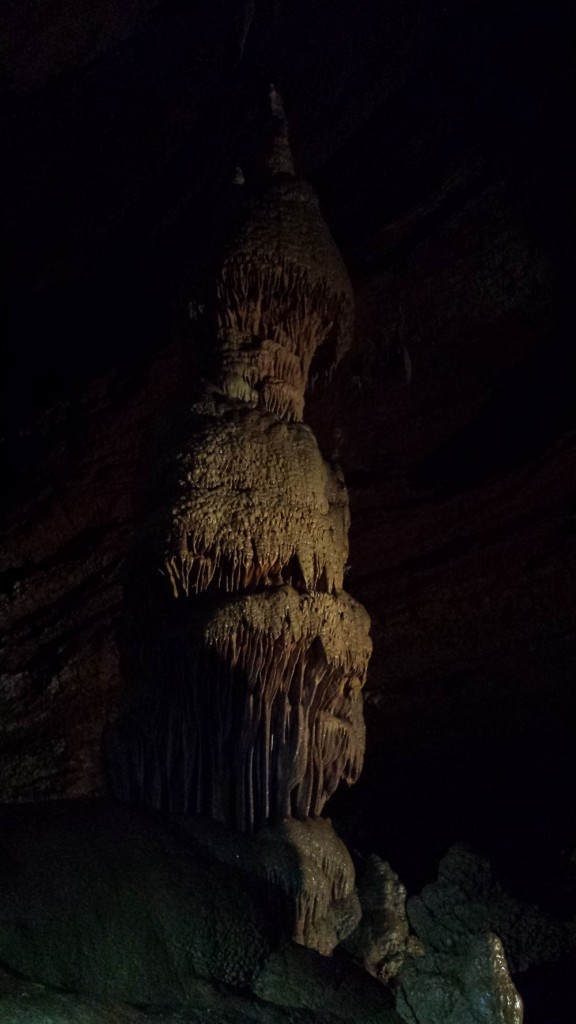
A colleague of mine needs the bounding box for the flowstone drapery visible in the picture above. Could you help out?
[107,90,371,835]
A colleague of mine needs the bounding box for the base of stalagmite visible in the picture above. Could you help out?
[0,800,400,1023]
[177,814,362,956]
[0,803,529,1024]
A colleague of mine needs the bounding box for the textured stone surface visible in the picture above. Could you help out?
[343,855,421,984]
[397,932,523,1024]
[169,815,362,956]
[1,353,183,802]
[163,404,350,596]
[0,965,352,1024]
[405,846,576,976]
[0,802,401,1022]
[253,942,400,1024]
[393,845,576,1023]
[0,802,276,999]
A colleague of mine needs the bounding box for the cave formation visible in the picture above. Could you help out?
[0,87,526,1024]
[106,91,372,835]
[1,2,575,1021]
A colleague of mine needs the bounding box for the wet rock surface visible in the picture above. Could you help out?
[397,932,522,1024]
[0,802,400,1023]
[394,845,576,1023]
[405,846,576,977]
[343,854,421,984]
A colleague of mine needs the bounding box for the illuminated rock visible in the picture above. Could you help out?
[109,586,370,830]
[191,88,353,422]
[179,815,362,956]
[396,933,523,1024]
[164,404,349,597]
[107,88,371,843]
[344,855,422,985]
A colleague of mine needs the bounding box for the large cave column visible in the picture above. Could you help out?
[107,88,371,838]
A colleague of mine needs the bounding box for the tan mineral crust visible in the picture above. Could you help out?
[165,405,350,596]
[109,90,371,837]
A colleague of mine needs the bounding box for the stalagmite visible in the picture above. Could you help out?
[163,404,350,598]
[192,89,354,424]
[110,586,370,831]
[107,88,371,849]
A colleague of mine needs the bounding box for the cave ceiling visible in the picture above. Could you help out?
[1,0,575,896]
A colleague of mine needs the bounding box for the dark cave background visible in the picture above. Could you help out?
[1,1,576,1018]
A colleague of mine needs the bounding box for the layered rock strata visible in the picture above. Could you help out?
[107,90,371,836]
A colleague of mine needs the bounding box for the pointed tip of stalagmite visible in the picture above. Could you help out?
[269,84,284,119]
[265,83,296,178]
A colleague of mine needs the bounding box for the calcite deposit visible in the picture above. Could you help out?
[107,89,371,835]
[192,91,353,423]
[164,405,350,597]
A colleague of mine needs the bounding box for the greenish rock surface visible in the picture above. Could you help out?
[343,854,422,984]
[253,942,400,1023]
[0,802,402,1023]
[396,933,522,1024]
[406,845,576,975]
[0,801,276,1002]
[0,966,343,1024]
[396,846,526,1024]
[177,815,361,955]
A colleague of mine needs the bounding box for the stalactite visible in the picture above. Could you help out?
[107,87,371,840]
